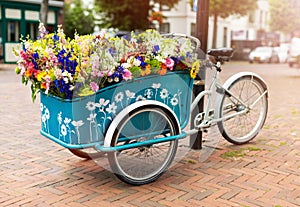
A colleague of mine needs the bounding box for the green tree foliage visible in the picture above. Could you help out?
[269,0,300,35]
[94,0,179,31]
[209,0,257,48]
[64,0,95,38]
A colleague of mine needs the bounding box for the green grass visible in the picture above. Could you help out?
[279,141,287,146]
[291,109,299,115]
[188,159,196,164]
[221,146,262,159]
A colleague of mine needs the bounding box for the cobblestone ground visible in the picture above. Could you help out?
[0,62,299,207]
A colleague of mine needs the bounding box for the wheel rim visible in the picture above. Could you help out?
[221,78,267,142]
[111,108,178,182]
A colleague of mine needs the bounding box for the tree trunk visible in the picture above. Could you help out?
[40,0,49,26]
[212,12,218,48]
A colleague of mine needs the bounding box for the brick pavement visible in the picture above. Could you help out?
[0,62,299,207]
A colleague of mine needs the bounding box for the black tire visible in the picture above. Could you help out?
[108,106,179,185]
[216,75,268,144]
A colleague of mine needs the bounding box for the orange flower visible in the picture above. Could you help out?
[157,63,167,76]
[141,64,151,76]
[41,82,47,89]
[25,68,34,77]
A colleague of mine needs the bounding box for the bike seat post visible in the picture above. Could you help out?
[215,60,222,72]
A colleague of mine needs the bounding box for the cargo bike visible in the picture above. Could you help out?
[38,34,268,186]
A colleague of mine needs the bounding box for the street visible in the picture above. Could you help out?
[0,62,299,207]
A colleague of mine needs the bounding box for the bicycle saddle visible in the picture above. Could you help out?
[207,48,233,58]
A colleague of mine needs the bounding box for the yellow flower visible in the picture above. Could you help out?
[37,71,47,82]
[190,60,200,79]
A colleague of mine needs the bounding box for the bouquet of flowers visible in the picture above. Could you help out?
[14,23,200,101]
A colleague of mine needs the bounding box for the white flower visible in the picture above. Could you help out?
[125,90,135,99]
[44,108,50,120]
[86,102,96,111]
[57,112,62,124]
[155,55,166,63]
[41,114,46,123]
[40,103,44,112]
[106,102,117,114]
[54,69,63,79]
[127,56,134,64]
[144,89,153,99]
[87,113,97,121]
[160,89,169,99]
[170,97,179,106]
[115,92,124,102]
[63,77,69,84]
[136,95,146,101]
[121,62,131,69]
[64,117,72,125]
[72,120,84,127]
[114,77,119,82]
[98,98,110,108]
[61,124,67,136]
[133,58,141,66]
[152,83,161,89]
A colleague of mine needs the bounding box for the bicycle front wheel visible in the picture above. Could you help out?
[216,75,268,144]
[108,106,179,185]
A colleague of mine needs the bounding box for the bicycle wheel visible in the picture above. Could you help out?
[216,75,268,144]
[108,106,179,185]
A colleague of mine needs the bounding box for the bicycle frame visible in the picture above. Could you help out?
[185,61,268,136]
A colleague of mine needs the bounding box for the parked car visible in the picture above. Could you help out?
[274,44,289,63]
[287,37,300,67]
[248,46,280,63]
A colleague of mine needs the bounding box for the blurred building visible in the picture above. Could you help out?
[0,0,64,63]
[156,0,274,60]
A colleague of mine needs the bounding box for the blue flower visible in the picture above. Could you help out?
[52,34,59,41]
[109,48,116,56]
[136,56,147,67]
[153,45,160,52]
[32,52,39,59]
[54,79,73,99]
[186,52,192,59]
[171,56,180,65]
[116,65,125,73]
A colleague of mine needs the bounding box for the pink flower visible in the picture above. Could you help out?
[45,76,51,94]
[122,69,132,81]
[90,82,99,92]
[166,58,175,70]
[39,23,47,39]
[20,50,28,60]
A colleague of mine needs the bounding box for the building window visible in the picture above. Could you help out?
[191,23,196,37]
[26,22,39,40]
[249,11,254,23]
[7,21,20,42]
[159,23,170,33]
[161,5,171,11]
